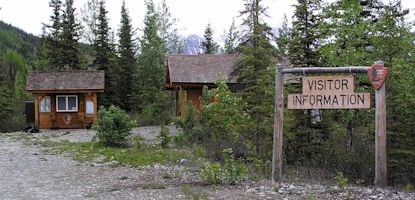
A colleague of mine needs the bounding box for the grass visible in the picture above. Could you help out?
[142,182,166,189]
[181,184,208,200]
[39,139,192,167]
[4,132,193,168]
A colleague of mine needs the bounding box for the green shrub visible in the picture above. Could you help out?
[200,148,248,185]
[158,125,170,149]
[405,183,414,192]
[171,132,187,147]
[222,148,248,185]
[134,104,171,126]
[93,105,135,146]
[200,161,222,185]
[335,171,348,190]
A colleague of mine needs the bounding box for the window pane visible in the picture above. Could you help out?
[86,100,94,114]
[57,97,66,110]
[68,96,77,111]
[44,96,51,112]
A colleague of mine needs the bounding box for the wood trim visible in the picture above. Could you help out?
[27,89,104,94]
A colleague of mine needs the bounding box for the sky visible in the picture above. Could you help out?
[0,0,414,43]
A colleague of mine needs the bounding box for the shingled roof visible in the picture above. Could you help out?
[26,70,105,92]
[166,54,240,84]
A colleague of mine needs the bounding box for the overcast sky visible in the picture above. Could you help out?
[0,0,414,41]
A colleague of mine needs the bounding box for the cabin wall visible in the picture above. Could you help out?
[34,93,98,129]
[187,89,202,111]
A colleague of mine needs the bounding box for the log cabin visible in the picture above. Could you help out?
[165,54,240,117]
[26,70,105,129]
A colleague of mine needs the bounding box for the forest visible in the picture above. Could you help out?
[0,0,414,188]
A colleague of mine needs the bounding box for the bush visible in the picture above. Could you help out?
[157,125,170,149]
[93,105,135,146]
[200,161,222,185]
[134,104,171,126]
[335,171,348,190]
[200,148,248,185]
[222,148,248,185]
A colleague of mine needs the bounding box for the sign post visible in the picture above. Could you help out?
[273,62,388,190]
[369,61,388,189]
[272,64,284,185]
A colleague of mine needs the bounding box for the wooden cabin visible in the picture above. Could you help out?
[165,54,239,117]
[26,70,105,129]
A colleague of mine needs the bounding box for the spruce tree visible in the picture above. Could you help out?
[156,0,184,54]
[223,19,239,54]
[289,0,322,67]
[60,0,81,69]
[201,23,218,54]
[276,14,290,59]
[80,0,100,44]
[235,0,276,159]
[93,0,117,107]
[133,0,168,122]
[40,0,63,70]
[117,0,136,111]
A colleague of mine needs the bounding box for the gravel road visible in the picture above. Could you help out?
[1,127,414,200]
[0,134,189,200]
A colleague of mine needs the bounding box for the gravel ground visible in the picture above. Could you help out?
[33,125,182,143]
[1,127,415,200]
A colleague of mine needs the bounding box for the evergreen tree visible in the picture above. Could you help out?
[93,0,117,107]
[223,19,239,54]
[201,23,218,54]
[133,0,168,123]
[275,14,291,59]
[156,0,184,54]
[117,0,136,111]
[235,0,276,159]
[80,0,100,44]
[40,0,63,70]
[289,0,322,67]
[60,0,81,69]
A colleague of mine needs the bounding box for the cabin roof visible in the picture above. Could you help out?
[166,54,240,84]
[26,70,105,92]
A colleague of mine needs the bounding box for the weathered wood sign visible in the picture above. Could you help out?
[273,62,388,191]
[287,75,370,109]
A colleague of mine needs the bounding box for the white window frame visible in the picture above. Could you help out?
[56,95,78,112]
[39,96,51,113]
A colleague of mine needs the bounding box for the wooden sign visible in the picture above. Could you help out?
[287,75,370,109]
[288,93,370,109]
[302,75,355,94]
[368,63,388,90]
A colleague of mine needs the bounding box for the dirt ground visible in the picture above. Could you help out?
[0,128,414,200]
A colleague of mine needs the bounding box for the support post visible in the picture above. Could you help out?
[375,82,387,189]
[175,87,179,116]
[272,63,284,186]
[180,86,185,118]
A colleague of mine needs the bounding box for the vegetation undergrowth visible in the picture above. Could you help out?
[40,139,192,167]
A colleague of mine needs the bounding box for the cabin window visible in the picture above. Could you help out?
[56,95,78,112]
[39,96,51,112]
[85,100,94,115]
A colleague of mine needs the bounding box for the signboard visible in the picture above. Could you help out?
[287,75,370,109]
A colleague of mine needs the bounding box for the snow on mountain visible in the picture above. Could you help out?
[183,34,203,55]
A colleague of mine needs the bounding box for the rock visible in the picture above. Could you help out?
[369,195,378,199]
[289,184,295,190]
[179,159,187,165]
[365,188,373,194]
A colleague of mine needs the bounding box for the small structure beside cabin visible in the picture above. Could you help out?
[165,54,239,117]
[26,70,105,129]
